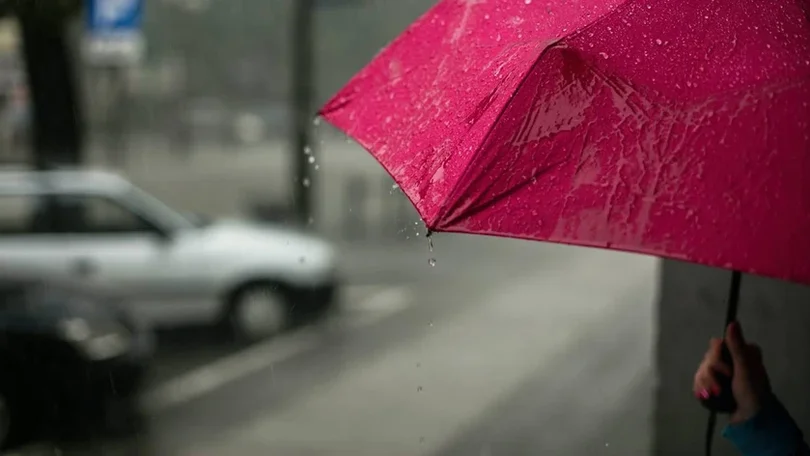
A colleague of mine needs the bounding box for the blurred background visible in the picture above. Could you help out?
[0,1,772,455]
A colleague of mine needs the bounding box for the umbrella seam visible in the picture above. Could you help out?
[559,0,638,43]
[434,0,639,229]
[434,39,562,230]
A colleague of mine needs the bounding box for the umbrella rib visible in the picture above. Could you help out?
[440,157,569,229]
[434,0,641,228]
[434,40,563,229]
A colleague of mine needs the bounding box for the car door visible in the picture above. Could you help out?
[0,193,70,278]
[46,193,220,327]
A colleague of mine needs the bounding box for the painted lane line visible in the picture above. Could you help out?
[141,285,411,413]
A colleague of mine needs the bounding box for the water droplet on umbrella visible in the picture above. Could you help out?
[428,258,436,267]
[599,52,609,59]
[655,39,663,45]
[524,0,531,4]
[417,386,423,392]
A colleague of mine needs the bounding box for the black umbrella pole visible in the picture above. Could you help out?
[704,270,743,456]
[723,270,742,328]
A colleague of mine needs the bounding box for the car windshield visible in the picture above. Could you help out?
[124,186,198,231]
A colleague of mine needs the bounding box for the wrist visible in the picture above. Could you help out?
[723,394,803,455]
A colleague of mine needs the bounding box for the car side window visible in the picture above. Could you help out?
[54,195,154,234]
[0,194,43,235]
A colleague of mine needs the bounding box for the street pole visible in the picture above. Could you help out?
[17,8,84,169]
[291,0,316,227]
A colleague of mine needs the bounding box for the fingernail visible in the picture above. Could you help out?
[699,388,710,400]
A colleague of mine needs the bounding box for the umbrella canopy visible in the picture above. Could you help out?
[320,0,810,284]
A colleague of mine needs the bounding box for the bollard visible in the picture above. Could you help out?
[343,175,368,241]
[381,175,401,239]
[248,198,294,226]
[395,192,415,243]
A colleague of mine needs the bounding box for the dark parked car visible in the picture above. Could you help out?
[0,275,155,449]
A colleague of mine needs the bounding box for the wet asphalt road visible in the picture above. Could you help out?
[12,235,657,456]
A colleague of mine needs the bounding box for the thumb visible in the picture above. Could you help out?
[725,321,748,367]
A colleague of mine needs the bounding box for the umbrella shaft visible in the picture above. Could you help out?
[723,270,742,330]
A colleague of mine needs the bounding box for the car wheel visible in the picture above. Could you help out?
[0,373,30,450]
[227,284,290,343]
[0,391,10,449]
[102,394,144,436]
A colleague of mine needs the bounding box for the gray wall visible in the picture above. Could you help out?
[655,259,810,455]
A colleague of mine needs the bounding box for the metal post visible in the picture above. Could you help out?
[17,10,84,169]
[291,0,316,227]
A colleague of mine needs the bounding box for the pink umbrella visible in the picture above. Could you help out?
[320,0,810,452]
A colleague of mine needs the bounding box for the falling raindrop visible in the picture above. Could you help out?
[302,178,311,187]
[313,117,322,126]
[428,258,437,267]
[314,164,320,171]
[299,256,306,264]
[417,386,423,392]
[308,216,315,225]
[308,156,316,164]
[303,145,312,155]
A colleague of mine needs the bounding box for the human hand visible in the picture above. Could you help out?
[693,321,771,423]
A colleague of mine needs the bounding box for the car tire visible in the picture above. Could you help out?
[102,394,144,437]
[226,283,290,344]
[0,389,11,450]
[0,372,30,450]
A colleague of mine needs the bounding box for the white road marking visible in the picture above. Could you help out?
[342,286,412,328]
[141,285,411,413]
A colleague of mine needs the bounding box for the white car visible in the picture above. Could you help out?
[0,169,340,342]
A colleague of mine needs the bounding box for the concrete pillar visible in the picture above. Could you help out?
[655,259,810,455]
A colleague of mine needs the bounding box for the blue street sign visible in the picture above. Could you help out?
[86,0,143,34]
[84,0,145,65]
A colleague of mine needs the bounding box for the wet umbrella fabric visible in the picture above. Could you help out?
[320,0,810,285]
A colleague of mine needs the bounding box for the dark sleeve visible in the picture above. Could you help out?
[723,395,810,456]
